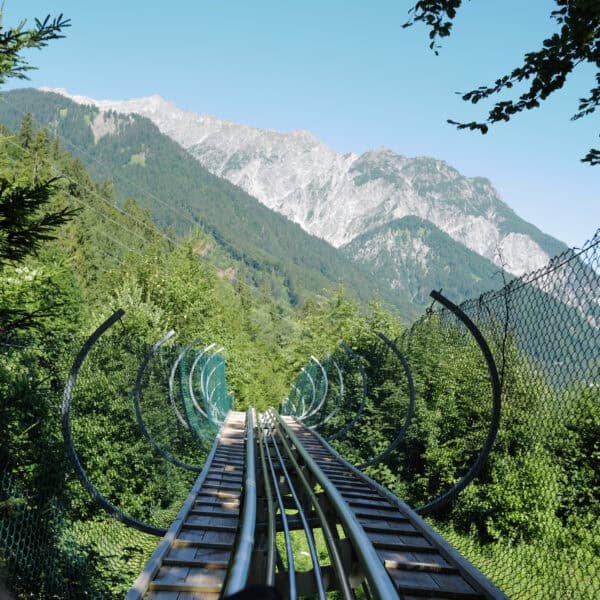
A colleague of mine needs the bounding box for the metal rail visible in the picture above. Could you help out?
[261,412,297,597]
[79,292,504,599]
[267,411,355,599]
[302,417,508,599]
[256,416,277,586]
[126,411,247,598]
[274,411,399,600]
[223,408,257,596]
[128,407,507,599]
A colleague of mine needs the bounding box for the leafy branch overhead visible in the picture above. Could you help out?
[404,0,600,165]
[0,176,79,265]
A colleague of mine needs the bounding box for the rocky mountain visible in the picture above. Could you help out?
[42,88,567,278]
[343,216,504,307]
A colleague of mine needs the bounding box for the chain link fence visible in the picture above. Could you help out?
[291,227,599,599]
[388,228,600,598]
[0,329,208,598]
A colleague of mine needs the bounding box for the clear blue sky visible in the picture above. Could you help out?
[6,1,599,247]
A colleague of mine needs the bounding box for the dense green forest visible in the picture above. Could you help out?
[0,104,598,600]
[0,113,409,596]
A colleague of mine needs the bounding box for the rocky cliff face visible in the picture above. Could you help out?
[45,88,565,277]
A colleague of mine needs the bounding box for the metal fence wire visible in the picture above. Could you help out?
[385,227,600,599]
[0,333,206,599]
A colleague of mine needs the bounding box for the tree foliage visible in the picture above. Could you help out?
[0,10,70,86]
[0,9,73,334]
[0,114,598,598]
[404,0,600,165]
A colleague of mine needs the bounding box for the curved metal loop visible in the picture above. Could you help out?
[201,347,225,426]
[134,331,203,473]
[327,340,369,442]
[188,343,215,419]
[178,364,214,443]
[298,366,316,419]
[203,350,223,406]
[168,337,201,430]
[309,354,344,429]
[327,342,369,442]
[300,356,329,421]
[290,382,303,417]
[61,309,166,536]
[208,381,225,426]
[416,290,502,515]
[356,333,416,469]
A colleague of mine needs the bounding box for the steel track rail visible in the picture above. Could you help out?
[266,411,355,599]
[256,416,277,586]
[274,411,400,600]
[223,408,257,596]
[126,410,246,599]
[288,416,508,600]
[261,413,297,597]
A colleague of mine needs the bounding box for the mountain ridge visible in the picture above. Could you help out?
[41,88,567,277]
[343,215,507,309]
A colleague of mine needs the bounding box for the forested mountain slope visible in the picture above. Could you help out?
[0,89,403,314]
[343,215,506,309]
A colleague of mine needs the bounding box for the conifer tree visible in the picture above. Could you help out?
[0,10,73,333]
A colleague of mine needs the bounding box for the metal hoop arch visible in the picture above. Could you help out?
[309,354,344,430]
[298,367,316,419]
[201,348,225,425]
[168,337,201,430]
[356,333,416,469]
[61,309,166,536]
[133,331,203,473]
[188,343,215,419]
[416,290,502,515]
[300,356,329,421]
[175,343,214,443]
[327,342,369,442]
